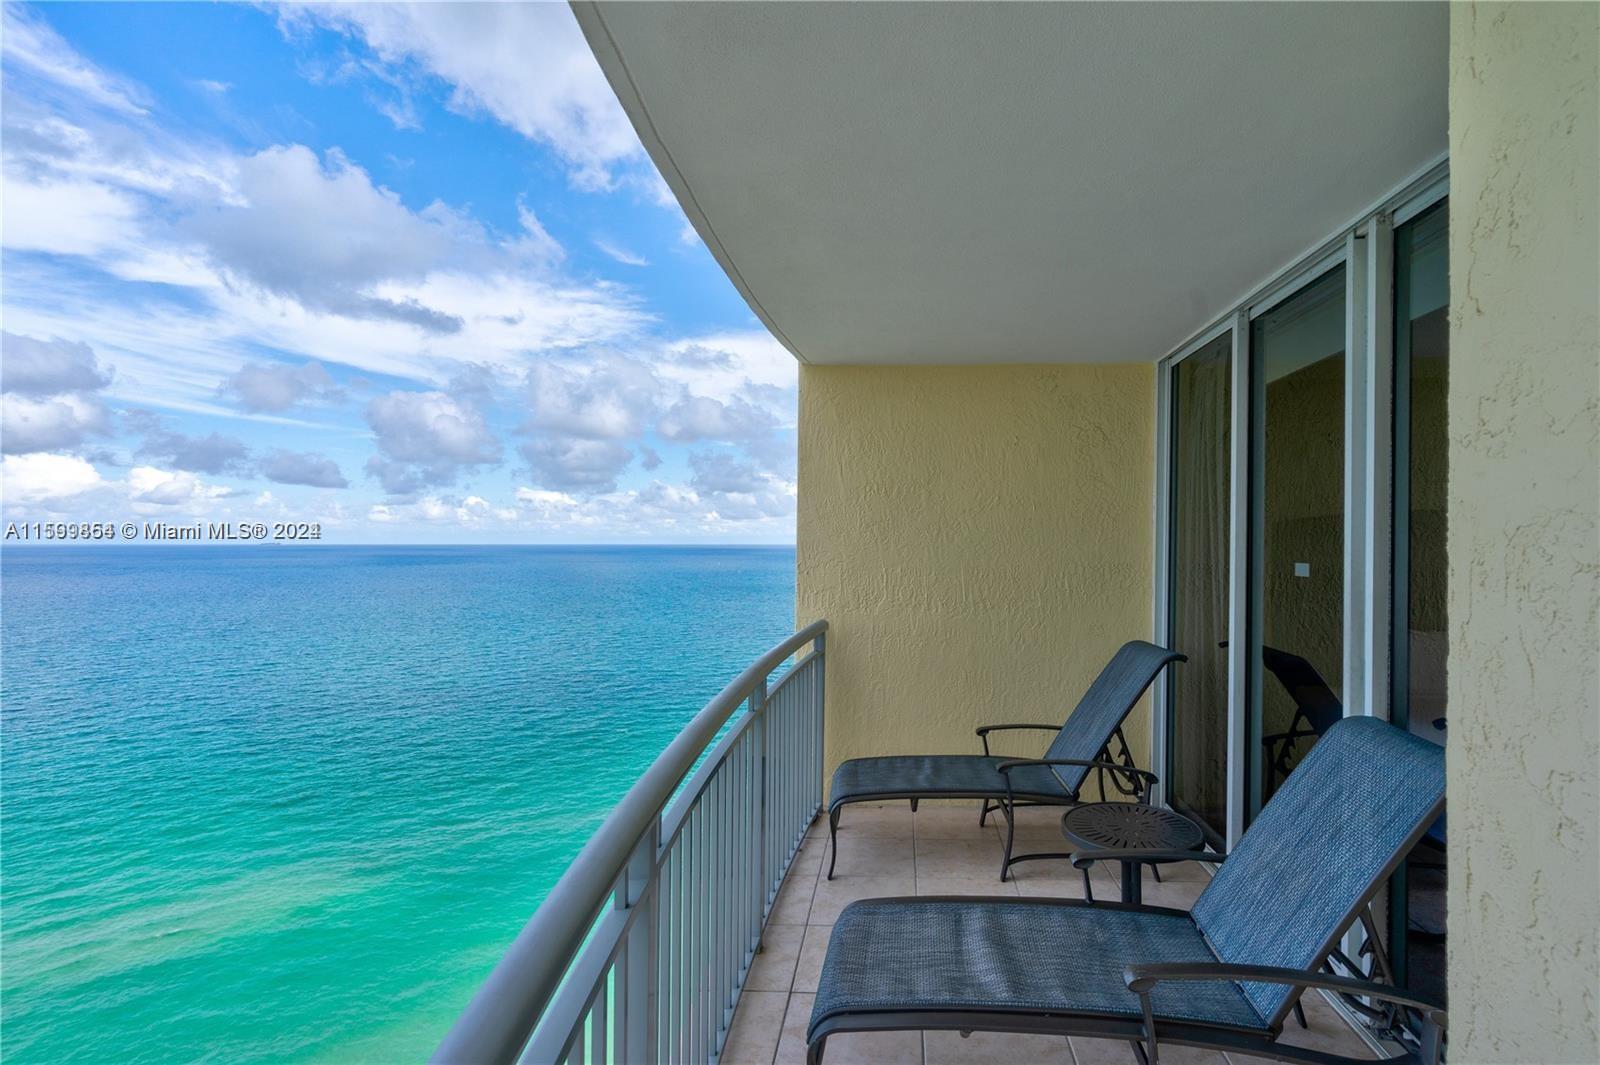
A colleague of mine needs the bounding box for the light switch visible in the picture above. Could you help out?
[1294,562,1311,578]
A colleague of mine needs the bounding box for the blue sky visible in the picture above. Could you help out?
[0,2,797,543]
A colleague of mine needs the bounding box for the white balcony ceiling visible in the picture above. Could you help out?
[575,1,1446,365]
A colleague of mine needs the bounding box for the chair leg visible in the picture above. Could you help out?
[1293,1000,1308,1029]
[807,1036,827,1065]
[1151,865,1163,884]
[978,799,989,827]
[1082,865,1096,902]
[910,799,919,813]
[827,807,841,880]
[999,799,1017,882]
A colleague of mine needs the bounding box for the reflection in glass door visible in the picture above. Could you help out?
[1166,332,1232,847]
[1391,201,1449,1003]
[1248,267,1347,820]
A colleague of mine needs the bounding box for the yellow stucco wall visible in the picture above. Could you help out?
[796,363,1156,792]
[1448,3,1599,1059]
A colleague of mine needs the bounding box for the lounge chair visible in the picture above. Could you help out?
[807,716,1445,1065]
[825,641,1185,881]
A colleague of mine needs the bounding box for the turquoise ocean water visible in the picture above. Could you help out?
[1,545,796,1062]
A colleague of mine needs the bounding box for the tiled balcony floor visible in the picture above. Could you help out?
[722,801,1378,1065]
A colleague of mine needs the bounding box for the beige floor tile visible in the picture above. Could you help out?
[916,874,1021,897]
[777,991,922,1064]
[1146,1043,1229,1064]
[828,832,916,877]
[777,994,923,1065]
[745,923,805,992]
[925,1028,1074,1063]
[792,924,832,992]
[808,874,915,923]
[1007,860,1109,899]
[1150,859,1217,882]
[831,801,916,837]
[1270,993,1377,1060]
[772,993,815,1065]
[912,801,1002,840]
[768,869,817,925]
[915,838,1008,879]
[790,834,827,875]
[1001,803,1076,840]
[720,990,789,1065]
[1069,1036,1139,1064]
[813,1029,924,1064]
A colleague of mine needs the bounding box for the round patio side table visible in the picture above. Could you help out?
[1060,802,1204,905]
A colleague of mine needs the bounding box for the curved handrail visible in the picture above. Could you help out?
[433,619,829,1064]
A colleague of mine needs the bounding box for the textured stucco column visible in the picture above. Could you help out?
[1447,4,1599,1059]
[796,363,1155,796]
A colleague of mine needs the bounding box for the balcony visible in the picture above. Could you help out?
[436,625,1385,1065]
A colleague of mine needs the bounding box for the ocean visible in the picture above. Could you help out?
[0,545,797,1062]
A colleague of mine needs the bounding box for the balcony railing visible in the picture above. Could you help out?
[434,621,829,1064]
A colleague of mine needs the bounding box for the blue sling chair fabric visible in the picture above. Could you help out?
[808,716,1446,1061]
[827,640,1185,876]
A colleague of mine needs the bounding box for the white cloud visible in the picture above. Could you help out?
[0,331,117,455]
[223,360,343,413]
[594,237,648,267]
[519,436,633,493]
[365,389,501,494]
[524,354,660,440]
[0,176,143,257]
[129,412,251,474]
[1,332,113,396]
[657,332,797,410]
[2,42,647,407]
[128,464,231,506]
[0,392,112,454]
[511,203,564,264]
[1,452,105,504]
[368,493,501,525]
[284,3,647,192]
[1,5,148,115]
[261,449,349,489]
[180,145,475,332]
[658,394,775,443]
[515,487,577,508]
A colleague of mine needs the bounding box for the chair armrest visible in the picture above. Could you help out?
[1069,848,1221,869]
[994,758,1159,801]
[975,722,1061,737]
[976,722,1061,756]
[1124,961,1446,1017]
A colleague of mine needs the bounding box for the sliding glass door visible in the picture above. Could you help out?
[1165,332,1233,846]
[1156,165,1447,867]
[1391,200,1449,1000]
[1248,266,1348,819]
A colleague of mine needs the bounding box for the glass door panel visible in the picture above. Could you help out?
[1166,332,1232,846]
[1392,201,1449,1001]
[1248,267,1347,819]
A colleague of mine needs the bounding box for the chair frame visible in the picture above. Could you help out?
[826,641,1185,881]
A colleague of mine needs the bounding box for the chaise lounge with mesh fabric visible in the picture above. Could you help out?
[826,640,1185,881]
[807,716,1446,1065]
